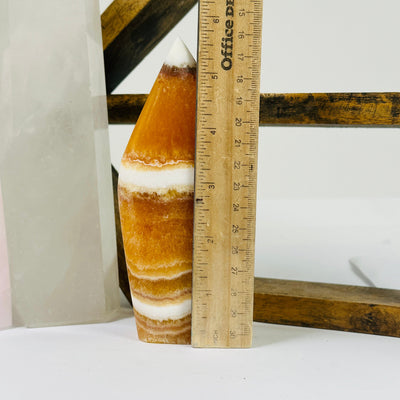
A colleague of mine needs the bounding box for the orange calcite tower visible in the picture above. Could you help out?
[118,38,196,344]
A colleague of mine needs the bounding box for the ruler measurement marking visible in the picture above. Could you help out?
[192,0,262,348]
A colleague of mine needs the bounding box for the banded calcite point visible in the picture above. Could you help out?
[118,38,196,344]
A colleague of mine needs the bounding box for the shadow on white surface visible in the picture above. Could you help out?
[350,256,400,290]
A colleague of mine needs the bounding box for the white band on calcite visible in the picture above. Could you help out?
[127,264,191,281]
[119,162,194,194]
[131,295,192,321]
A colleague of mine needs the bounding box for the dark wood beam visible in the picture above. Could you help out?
[111,165,131,303]
[254,278,400,337]
[102,0,197,93]
[107,92,400,126]
[260,92,400,127]
[107,94,148,125]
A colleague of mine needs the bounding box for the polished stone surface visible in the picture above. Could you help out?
[0,0,120,327]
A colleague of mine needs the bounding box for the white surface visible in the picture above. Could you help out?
[1,316,399,400]
[255,198,400,288]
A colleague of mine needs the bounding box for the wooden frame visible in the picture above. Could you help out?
[107,92,400,126]
[102,0,400,338]
[102,0,197,93]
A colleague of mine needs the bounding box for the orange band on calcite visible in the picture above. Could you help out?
[118,39,196,344]
[121,65,196,166]
[135,312,192,345]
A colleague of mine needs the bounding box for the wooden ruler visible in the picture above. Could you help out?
[192,0,263,348]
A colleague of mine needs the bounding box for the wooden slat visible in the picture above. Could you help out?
[107,92,400,126]
[254,278,400,337]
[260,92,400,126]
[107,94,148,125]
[102,0,197,93]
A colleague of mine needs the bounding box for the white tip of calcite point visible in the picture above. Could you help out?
[164,37,196,68]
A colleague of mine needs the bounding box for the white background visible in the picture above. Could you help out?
[101,0,400,288]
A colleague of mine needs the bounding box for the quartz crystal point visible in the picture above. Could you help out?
[0,183,11,330]
[0,0,120,327]
[118,38,196,344]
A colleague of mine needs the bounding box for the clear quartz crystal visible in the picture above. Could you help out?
[0,182,11,330]
[0,0,120,327]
